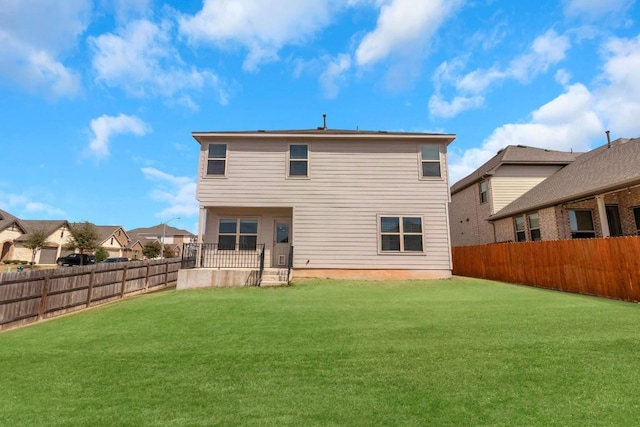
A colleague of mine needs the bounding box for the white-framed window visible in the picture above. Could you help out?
[528,213,541,241]
[218,218,258,250]
[207,143,227,176]
[569,210,595,239]
[379,216,424,252]
[514,216,526,242]
[420,145,441,178]
[288,144,308,177]
[479,180,488,204]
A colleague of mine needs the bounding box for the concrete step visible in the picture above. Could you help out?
[261,268,290,286]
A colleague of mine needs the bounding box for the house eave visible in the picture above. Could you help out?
[192,130,456,145]
[489,179,640,221]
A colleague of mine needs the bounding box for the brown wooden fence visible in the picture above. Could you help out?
[452,237,640,302]
[0,258,181,331]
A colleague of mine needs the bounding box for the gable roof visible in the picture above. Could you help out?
[451,145,580,194]
[0,209,27,234]
[14,220,69,242]
[491,138,640,220]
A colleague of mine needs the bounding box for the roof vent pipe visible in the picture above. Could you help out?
[323,114,327,130]
[606,130,611,148]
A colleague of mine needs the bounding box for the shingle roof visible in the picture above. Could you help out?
[14,220,68,242]
[128,225,193,237]
[491,138,640,220]
[0,209,26,234]
[451,145,580,194]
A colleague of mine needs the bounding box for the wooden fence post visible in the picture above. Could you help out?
[164,261,169,287]
[38,273,50,320]
[144,264,150,292]
[120,266,128,298]
[86,271,95,308]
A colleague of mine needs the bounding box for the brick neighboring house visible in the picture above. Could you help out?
[449,145,579,246]
[489,137,640,242]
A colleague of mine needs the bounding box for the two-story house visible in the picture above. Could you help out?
[489,137,640,242]
[178,127,456,288]
[449,145,579,246]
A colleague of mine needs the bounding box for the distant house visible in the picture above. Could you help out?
[449,145,579,246]
[0,212,72,264]
[182,127,456,286]
[93,225,130,258]
[14,220,71,264]
[0,209,27,262]
[489,138,640,241]
[126,224,195,259]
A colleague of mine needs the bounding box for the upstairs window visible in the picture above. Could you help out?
[479,180,488,204]
[207,144,227,176]
[380,216,424,252]
[514,216,526,242]
[528,213,541,241]
[289,144,308,177]
[569,210,595,239]
[420,146,441,178]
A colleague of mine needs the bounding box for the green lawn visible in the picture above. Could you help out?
[2,277,640,426]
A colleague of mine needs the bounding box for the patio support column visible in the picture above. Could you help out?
[596,195,610,237]
[196,207,206,268]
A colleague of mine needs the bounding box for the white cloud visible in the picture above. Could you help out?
[449,83,603,184]
[0,192,66,218]
[450,31,640,184]
[355,0,462,67]
[319,54,352,98]
[89,19,227,104]
[0,0,90,98]
[88,114,150,158]
[564,0,634,19]
[179,0,338,71]
[428,94,484,119]
[141,168,198,219]
[595,34,640,136]
[431,30,571,118]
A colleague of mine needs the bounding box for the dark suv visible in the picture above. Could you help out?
[56,253,96,266]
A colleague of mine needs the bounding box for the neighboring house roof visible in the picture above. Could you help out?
[491,138,640,220]
[128,224,194,238]
[95,225,130,247]
[192,128,457,142]
[0,209,27,234]
[14,220,69,244]
[451,145,580,194]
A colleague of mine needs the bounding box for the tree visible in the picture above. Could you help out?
[23,228,50,266]
[162,244,176,258]
[94,247,109,263]
[65,222,101,265]
[142,240,162,259]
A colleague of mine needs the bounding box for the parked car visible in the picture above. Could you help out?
[56,253,96,266]
[103,257,128,263]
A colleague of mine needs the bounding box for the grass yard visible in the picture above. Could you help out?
[1,277,640,426]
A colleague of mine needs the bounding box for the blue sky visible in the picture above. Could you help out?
[1,0,639,233]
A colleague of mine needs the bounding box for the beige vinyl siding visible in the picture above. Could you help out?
[197,138,451,270]
[491,165,564,213]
